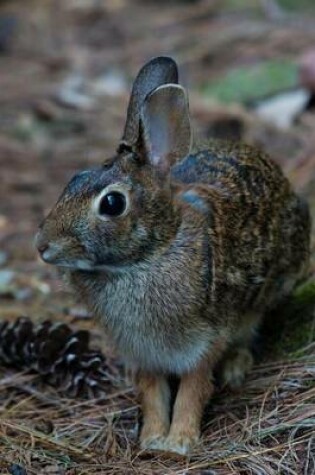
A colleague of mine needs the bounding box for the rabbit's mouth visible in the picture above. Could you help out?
[42,253,128,273]
[36,232,130,272]
[39,247,95,271]
[36,233,96,270]
[37,244,116,272]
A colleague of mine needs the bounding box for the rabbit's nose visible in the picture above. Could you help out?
[35,233,54,262]
[37,242,49,254]
[37,242,57,263]
[35,234,61,264]
[35,232,48,253]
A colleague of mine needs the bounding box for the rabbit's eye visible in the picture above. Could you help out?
[98,192,126,217]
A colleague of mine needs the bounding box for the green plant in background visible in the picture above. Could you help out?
[262,279,315,358]
[223,0,261,11]
[293,279,315,306]
[202,60,298,105]
[277,0,315,12]
[224,0,315,13]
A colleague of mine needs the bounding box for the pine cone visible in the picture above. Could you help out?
[0,317,120,398]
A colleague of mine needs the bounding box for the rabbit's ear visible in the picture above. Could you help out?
[121,57,178,148]
[139,84,192,176]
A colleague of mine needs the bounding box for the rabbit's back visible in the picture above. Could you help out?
[172,140,311,312]
[172,140,287,192]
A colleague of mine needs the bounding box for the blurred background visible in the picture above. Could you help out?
[0,2,315,472]
[0,0,315,330]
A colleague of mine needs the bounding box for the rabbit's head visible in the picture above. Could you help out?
[36,57,192,270]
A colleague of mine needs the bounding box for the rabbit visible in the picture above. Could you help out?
[36,56,311,455]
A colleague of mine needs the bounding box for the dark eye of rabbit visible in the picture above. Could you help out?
[98,192,126,217]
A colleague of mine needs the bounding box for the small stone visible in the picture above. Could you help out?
[0,251,8,266]
[57,74,94,110]
[0,269,15,288]
[0,15,17,53]
[91,70,127,97]
[255,89,310,129]
[15,288,33,301]
[33,419,54,435]
[9,464,27,475]
[69,306,92,320]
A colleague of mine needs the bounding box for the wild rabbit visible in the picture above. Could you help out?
[36,57,311,455]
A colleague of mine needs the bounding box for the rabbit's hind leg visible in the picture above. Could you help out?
[220,346,254,389]
[219,313,259,389]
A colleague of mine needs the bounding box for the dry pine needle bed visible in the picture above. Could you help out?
[0,343,315,474]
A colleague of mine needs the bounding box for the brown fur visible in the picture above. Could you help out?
[36,57,311,455]
[136,372,170,448]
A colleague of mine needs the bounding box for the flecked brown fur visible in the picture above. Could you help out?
[36,57,311,455]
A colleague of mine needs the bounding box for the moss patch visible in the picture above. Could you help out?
[202,60,298,105]
[261,279,315,359]
[278,0,315,12]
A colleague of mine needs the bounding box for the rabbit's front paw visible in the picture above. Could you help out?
[163,431,199,455]
[140,421,169,451]
[140,433,167,451]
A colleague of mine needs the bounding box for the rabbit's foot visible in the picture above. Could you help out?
[140,433,167,451]
[222,347,253,389]
[140,420,169,451]
[163,431,199,455]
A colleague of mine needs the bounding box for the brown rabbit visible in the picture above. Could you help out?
[36,57,311,455]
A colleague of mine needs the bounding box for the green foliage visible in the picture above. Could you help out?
[223,0,315,13]
[223,0,261,11]
[202,60,298,104]
[262,279,315,359]
[293,279,315,305]
[278,0,315,11]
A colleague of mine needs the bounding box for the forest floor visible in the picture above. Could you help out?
[0,1,315,474]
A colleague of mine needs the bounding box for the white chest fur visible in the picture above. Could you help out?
[75,263,212,375]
